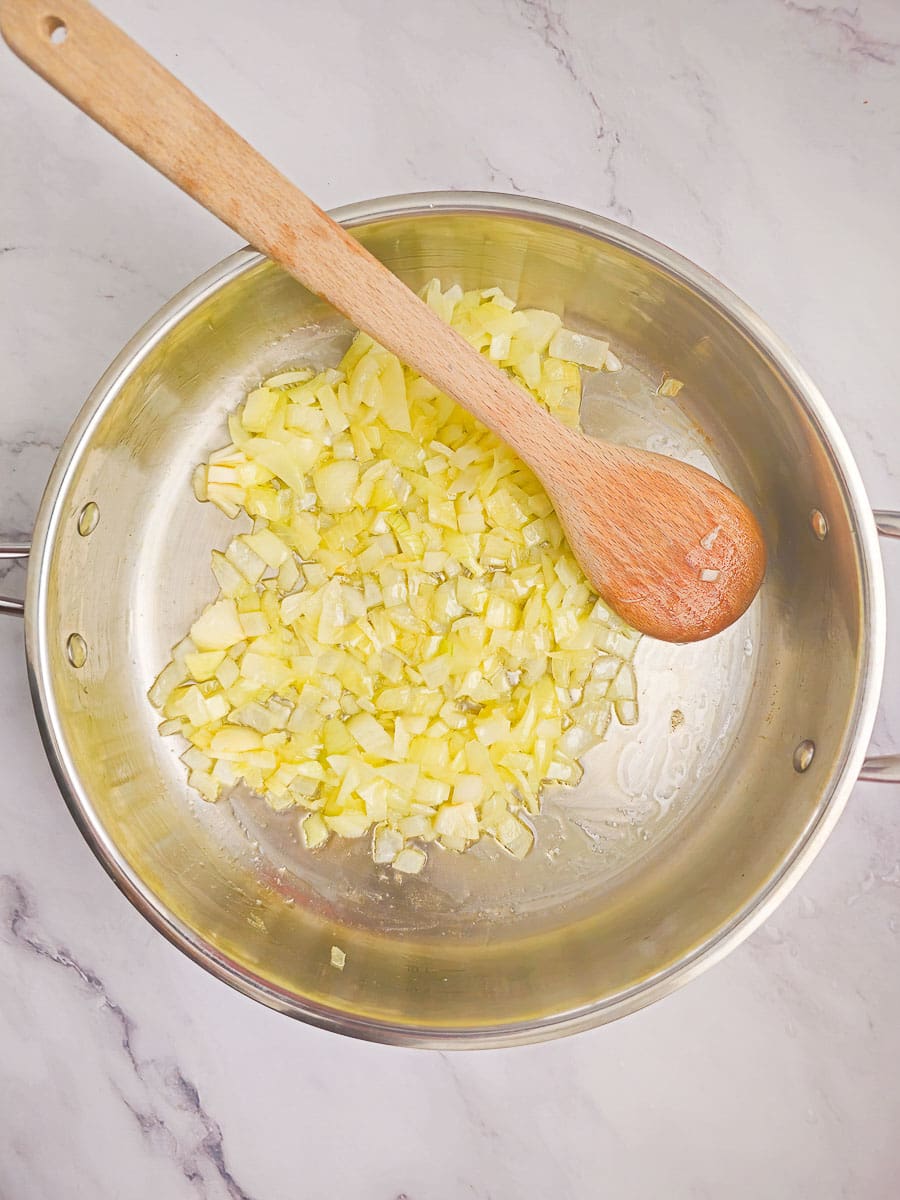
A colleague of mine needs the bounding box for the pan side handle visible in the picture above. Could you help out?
[859,511,900,783]
[0,543,29,616]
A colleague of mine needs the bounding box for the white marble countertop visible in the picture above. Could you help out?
[2,1,899,1196]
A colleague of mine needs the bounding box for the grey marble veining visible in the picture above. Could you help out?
[2,1,899,1197]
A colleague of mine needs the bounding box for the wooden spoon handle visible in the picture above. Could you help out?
[2,0,767,643]
[0,0,557,460]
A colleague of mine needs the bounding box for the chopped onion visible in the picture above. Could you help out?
[150,280,639,872]
[548,328,609,370]
[189,598,245,651]
[658,375,684,397]
[700,526,722,551]
[392,846,427,874]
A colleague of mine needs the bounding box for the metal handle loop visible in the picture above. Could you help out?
[860,511,900,783]
[0,543,29,617]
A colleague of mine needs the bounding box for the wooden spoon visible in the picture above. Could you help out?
[0,0,765,642]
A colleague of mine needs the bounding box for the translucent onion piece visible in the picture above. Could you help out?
[658,375,684,397]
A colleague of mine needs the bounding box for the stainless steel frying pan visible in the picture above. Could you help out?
[2,193,897,1047]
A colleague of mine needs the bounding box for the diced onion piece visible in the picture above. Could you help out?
[182,746,212,772]
[489,333,511,360]
[190,598,245,651]
[211,728,262,755]
[149,660,188,709]
[373,825,404,863]
[210,551,247,596]
[192,463,208,502]
[347,712,394,759]
[301,812,328,849]
[244,529,290,568]
[496,813,534,859]
[325,812,372,838]
[189,770,220,802]
[330,945,346,970]
[313,460,360,512]
[392,846,426,874]
[225,538,266,584]
[184,650,226,682]
[265,368,315,387]
[658,375,684,397]
[435,801,480,844]
[548,328,609,370]
[518,308,562,352]
[608,662,637,702]
[242,387,281,432]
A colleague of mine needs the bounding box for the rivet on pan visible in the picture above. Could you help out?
[77,501,99,537]
[66,633,87,668]
[810,510,828,540]
[793,739,815,773]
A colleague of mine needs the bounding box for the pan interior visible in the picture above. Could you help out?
[33,206,866,1037]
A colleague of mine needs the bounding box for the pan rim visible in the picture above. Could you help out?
[22,190,886,1047]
